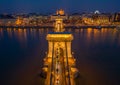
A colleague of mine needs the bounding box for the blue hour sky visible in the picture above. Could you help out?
[0,0,120,13]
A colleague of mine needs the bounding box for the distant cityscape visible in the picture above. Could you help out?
[0,9,120,27]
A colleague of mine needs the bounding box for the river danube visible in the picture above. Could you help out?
[0,28,120,85]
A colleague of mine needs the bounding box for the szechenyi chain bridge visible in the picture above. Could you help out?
[41,15,79,85]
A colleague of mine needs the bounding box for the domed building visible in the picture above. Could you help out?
[56,9,65,15]
[51,9,68,21]
[94,10,100,14]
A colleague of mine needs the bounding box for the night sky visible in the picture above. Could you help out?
[0,0,120,13]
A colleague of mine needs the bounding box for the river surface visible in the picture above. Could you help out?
[0,28,120,85]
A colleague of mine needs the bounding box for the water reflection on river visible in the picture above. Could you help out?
[0,28,120,85]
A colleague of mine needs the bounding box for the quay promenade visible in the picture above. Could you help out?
[0,25,117,29]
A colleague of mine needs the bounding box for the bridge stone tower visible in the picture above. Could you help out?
[54,18,64,32]
[43,18,78,85]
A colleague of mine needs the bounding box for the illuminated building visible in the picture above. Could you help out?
[0,14,16,26]
[113,13,120,22]
[56,9,65,15]
[81,13,111,25]
[51,9,68,21]
[16,17,22,25]
[112,13,120,25]
[94,10,100,14]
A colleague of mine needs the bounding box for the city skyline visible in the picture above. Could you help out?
[0,0,120,14]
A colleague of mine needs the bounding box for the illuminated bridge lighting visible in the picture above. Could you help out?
[42,17,79,85]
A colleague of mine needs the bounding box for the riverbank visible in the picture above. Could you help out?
[0,25,117,29]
